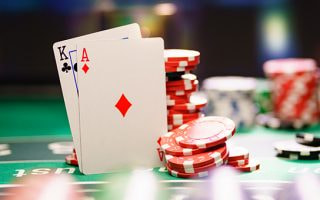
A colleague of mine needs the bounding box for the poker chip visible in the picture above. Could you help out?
[256,113,308,130]
[263,58,319,127]
[166,164,210,179]
[227,157,249,167]
[164,49,200,62]
[158,131,208,156]
[165,143,227,169]
[167,109,200,115]
[165,65,197,73]
[276,152,320,160]
[295,133,320,147]
[166,71,186,81]
[167,113,203,126]
[168,94,207,112]
[168,113,202,120]
[167,93,191,101]
[274,140,320,158]
[165,59,200,68]
[166,98,189,106]
[167,124,181,131]
[65,154,78,166]
[166,80,198,92]
[168,152,228,174]
[203,76,257,129]
[227,146,249,161]
[233,159,260,172]
[166,74,197,87]
[166,88,197,96]
[174,116,236,149]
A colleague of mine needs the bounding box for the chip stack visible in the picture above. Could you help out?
[164,49,206,131]
[65,148,78,166]
[157,116,260,178]
[274,133,320,160]
[263,58,319,129]
[202,76,257,130]
[226,146,260,172]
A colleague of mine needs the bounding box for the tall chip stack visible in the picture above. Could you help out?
[157,116,260,178]
[202,76,257,130]
[263,58,319,129]
[164,49,206,131]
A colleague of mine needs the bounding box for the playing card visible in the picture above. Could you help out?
[53,23,141,169]
[77,38,167,174]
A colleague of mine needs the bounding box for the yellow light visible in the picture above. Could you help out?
[263,13,289,54]
[154,3,177,16]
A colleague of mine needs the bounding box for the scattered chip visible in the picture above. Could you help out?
[234,159,260,172]
[228,146,249,162]
[165,143,227,169]
[274,140,320,157]
[296,133,320,147]
[158,131,207,156]
[174,116,236,149]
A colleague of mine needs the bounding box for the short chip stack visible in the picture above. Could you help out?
[65,148,78,166]
[164,49,206,131]
[274,133,320,160]
[203,76,257,130]
[158,116,260,178]
[263,58,319,129]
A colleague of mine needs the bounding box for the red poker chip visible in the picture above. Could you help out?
[227,146,249,161]
[165,65,197,73]
[168,94,207,111]
[168,118,197,126]
[233,159,260,172]
[168,112,202,120]
[167,165,209,179]
[165,59,200,68]
[227,157,249,167]
[65,154,78,166]
[166,93,191,100]
[158,131,207,156]
[168,152,229,174]
[165,143,227,169]
[166,98,190,106]
[167,109,200,115]
[166,88,196,96]
[167,124,181,131]
[167,115,203,126]
[164,49,200,62]
[174,116,236,149]
[166,80,198,92]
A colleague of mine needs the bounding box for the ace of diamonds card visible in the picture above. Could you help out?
[77,38,167,174]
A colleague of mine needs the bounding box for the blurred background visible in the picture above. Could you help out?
[0,0,320,92]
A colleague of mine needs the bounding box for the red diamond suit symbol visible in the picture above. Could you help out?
[115,94,132,117]
[82,63,89,73]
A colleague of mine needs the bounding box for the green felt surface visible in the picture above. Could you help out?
[0,97,319,199]
[0,97,71,140]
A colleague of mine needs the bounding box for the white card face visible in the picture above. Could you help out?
[77,38,167,174]
[52,23,141,169]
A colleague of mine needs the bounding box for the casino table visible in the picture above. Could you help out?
[0,96,320,199]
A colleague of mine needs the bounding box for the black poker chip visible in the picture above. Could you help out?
[276,152,320,160]
[296,133,320,147]
[256,113,308,130]
[274,140,320,160]
[166,71,186,81]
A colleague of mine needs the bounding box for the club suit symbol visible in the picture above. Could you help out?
[62,62,71,73]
